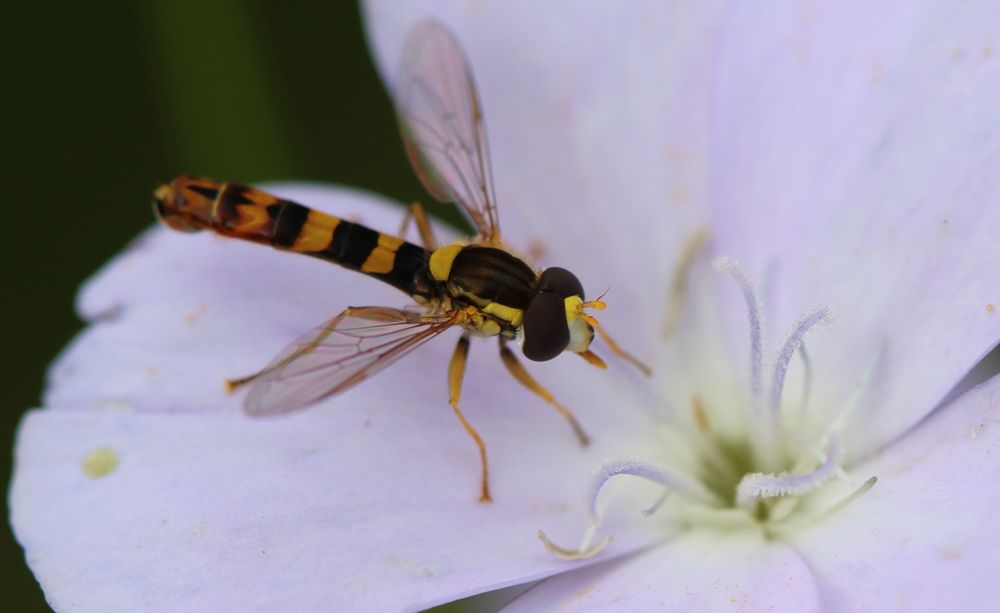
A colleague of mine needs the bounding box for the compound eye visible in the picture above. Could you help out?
[522,291,570,361]
[539,267,584,300]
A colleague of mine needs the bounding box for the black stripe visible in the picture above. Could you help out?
[271,201,310,247]
[215,184,249,229]
[327,221,379,270]
[188,185,219,200]
[377,241,432,297]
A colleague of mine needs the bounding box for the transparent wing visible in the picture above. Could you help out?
[395,21,501,241]
[241,307,459,416]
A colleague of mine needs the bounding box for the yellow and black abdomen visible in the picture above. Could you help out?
[153,175,435,298]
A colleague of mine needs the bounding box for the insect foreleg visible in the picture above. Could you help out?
[498,339,590,447]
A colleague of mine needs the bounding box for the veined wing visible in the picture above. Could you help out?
[395,21,501,242]
[242,307,460,416]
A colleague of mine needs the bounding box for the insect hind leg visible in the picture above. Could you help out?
[498,339,591,447]
[397,201,439,250]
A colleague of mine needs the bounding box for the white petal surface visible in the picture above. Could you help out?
[13,408,642,612]
[365,1,726,361]
[789,374,1000,612]
[707,2,1000,457]
[506,530,819,612]
[15,185,668,610]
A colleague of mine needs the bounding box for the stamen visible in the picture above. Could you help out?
[537,528,612,560]
[791,435,851,482]
[772,476,878,535]
[796,344,812,424]
[641,491,670,517]
[713,257,764,408]
[586,459,721,522]
[736,437,842,505]
[824,340,885,435]
[663,227,709,338]
[768,307,832,432]
[805,475,877,524]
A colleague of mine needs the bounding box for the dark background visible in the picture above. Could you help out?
[2,2,444,609]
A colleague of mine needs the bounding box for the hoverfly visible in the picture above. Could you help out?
[152,21,649,501]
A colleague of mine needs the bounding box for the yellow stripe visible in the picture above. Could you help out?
[361,234,405,274]
[429,243,464,281]
[483,302,524,327]
[292,210,341,252]
[233,204,270,233]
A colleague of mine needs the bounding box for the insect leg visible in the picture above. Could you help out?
[448,332,491,502]
[397,201,439,250]
[498,339,591,447]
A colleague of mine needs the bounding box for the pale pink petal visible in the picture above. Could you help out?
[11,398,667,611]
[506,530,819,612]
[12,409,578,611]
[788,373,1000,611]
[364,1,727,360]
[707,2,1000,457]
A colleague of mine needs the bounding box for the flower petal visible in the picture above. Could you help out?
[11,399,664,611]
[506,529,819,612]
[789,373,1000,610]
[364,1,727,358]
[706,3,1000,456]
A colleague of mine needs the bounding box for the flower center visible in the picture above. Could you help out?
[540,255,878,559]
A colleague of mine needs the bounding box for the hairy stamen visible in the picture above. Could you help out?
[736,436,842,505]
[713,257,764,409]
[796,344,813,426]
[769,307,832,423]
[586,459,721,522]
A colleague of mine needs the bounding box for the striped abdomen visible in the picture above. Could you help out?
[153,175,435,298]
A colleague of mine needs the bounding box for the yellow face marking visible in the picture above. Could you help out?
[234,204,271,233]
[564,295,584,326]
[483,302,524,327]
[429,243,464,281]
[362,234,406,274]
[293,210,341,252]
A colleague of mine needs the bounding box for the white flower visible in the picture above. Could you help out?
[11,2,1000,611]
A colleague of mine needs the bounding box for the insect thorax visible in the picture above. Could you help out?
[443,245,537,337]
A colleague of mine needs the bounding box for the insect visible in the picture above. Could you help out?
[152,21,649,501]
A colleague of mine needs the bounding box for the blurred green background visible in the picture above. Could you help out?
[2,2,441,609]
